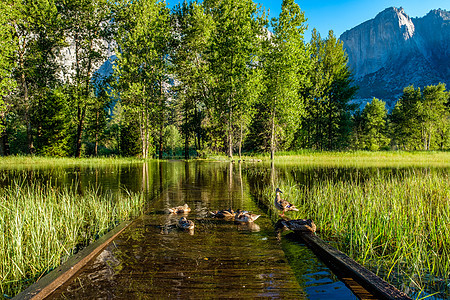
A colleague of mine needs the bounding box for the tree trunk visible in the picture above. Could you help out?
[158,75,164,159]
[270,109,275,160]
[75,105,85,158]
[184,133,189,159]
[0,127,10,156]
[94,110,99,156]
[228,107,233,159]
[238,122,243,160]
[19,54,34,154]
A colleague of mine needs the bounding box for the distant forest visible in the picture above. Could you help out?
[0,0,449,158]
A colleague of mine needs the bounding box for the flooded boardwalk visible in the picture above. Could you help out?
[49,193,303,298]
[45,162,357,299]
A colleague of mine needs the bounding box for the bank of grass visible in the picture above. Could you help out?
[0,181,145,298]
[0,156,146,169]
[201,150,450,167]
[259,171,450,296]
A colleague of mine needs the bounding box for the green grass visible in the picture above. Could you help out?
[0,180,146,298]
[0,156,148,169]
[197,150,450,167]
[257,171,450,297]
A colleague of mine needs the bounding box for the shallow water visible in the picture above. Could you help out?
[4,160,448,299]
[14,161,356,299]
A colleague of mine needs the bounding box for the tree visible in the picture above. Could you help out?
[171,1,214,158]
[0,1,16,139]
[7,0,64,154]
[35,86,71,156]
[390,85,423,150]
[360,98,389,150]
[262,0,309,160]
[419,83,449,150]
[113,0,171,159]
[301,29,357,150]
[204,0,265,159]
[60,0,114,157]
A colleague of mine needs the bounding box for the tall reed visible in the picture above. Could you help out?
[260,171,450,296]
[0,180,145,298]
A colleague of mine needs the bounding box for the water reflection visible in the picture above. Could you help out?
[4,160,446,298]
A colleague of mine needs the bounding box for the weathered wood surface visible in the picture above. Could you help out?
[15,221,133,300]
[297,231,411,300]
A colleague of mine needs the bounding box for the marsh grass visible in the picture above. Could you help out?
[0,156,146,169]
[0,180,145,298]
[198,150,450,168]
[257,171,450,297]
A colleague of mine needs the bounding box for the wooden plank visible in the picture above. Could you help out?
[14,221,133,300]
[297,232,411,300]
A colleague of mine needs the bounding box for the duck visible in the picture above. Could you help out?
[234,210,260,223]
[274,188,298,217]
[177,217,195,230]
[281,218,316,233]
[210,208,235,219]
[168,204,191,214]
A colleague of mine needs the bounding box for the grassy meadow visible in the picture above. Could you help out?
[254,168,449,297]
[0,180,145,298]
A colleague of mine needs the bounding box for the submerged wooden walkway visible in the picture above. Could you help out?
[294,231,411,300]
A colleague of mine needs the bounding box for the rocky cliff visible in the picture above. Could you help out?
[339,7,450,109]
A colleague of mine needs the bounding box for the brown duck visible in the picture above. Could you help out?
[168,204,191,214]
[234,210,260,223]
[210,208,235,219]
[177,217,195,230]
[274,188,298,217]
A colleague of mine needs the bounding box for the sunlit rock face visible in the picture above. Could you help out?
[340,7,450,109]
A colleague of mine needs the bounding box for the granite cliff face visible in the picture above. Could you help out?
[339,7,450,108]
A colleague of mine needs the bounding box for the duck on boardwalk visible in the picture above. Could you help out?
[177,217,195,230]
[281,218,316,233]
[234,210,260,223]
[274,188,298,217]
[168,204,191,214]
[210,208,235,219]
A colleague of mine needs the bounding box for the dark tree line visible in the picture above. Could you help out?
[0,0,448,158]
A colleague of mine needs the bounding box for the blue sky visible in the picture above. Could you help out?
[168,0,449,41]
[258,0,450,40]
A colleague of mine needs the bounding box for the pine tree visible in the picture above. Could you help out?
[302,29,357,150]
[360,98,390,150]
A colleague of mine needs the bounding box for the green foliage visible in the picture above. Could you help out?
[113,0,170,158]
[390,84,449,150]
[360,98,390,151]
[60,0,114,157]
[0,1,16,129]
[120,121,143,157]
[259,0,309,159]
[35,87,72,157]
[203,0,266,158]
[171,1,214,158]
[300,29,357,150]
[163,124,182,156]
[0,0,449,157]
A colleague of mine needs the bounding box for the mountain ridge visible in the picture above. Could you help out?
[339,7,450,109]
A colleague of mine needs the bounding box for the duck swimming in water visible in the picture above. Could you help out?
[177,216,195,230]
[210,208,235,219]
[274,188,298,217]
[168,204,191,214]
[234,210,260,223]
